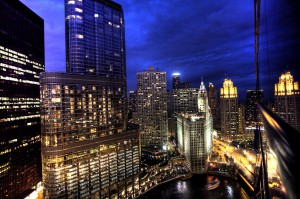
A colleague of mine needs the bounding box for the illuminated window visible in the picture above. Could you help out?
[76,34,84,39]
[75,8,82,13]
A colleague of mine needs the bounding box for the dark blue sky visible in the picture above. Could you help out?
[20,0,300,101]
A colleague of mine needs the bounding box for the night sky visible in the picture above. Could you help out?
[20,0,300,101]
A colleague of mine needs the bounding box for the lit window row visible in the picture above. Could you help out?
[0,114,40,122]
[0,63,37,74]
[66,15,82,20]
[0,45,27,58]
[0,76,39,85]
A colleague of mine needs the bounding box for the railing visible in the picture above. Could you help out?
[257,104,300,199]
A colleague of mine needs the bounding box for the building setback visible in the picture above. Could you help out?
[220,78,238,141]
[0,0,44,198]
[135,66,168,148]
[40,73,140,198]
[274,71,300,131]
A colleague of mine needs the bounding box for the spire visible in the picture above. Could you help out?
[199,78,206,93]
[198,80,207,112]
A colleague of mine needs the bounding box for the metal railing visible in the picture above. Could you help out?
[256,104,300,199]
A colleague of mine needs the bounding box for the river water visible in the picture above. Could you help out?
[139,174,249,199]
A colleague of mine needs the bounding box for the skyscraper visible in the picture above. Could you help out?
[207,83,220,130]
[0,0,44,197]
[171,88,198,137]
[245,90,263,125]
[220,78,238,141]
[274,71,300,131]
[173,88,199,114]
[135,66,168,148]
[40,0,140,198]
[172,73,180,90]
[40,73,139,198]
[238,104,246,140]
[65,0,126,81]
[128,90,137,121]
[177,81,213,174]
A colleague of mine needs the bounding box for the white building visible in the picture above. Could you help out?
[177,81,213,174]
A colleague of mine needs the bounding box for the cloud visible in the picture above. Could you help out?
[20,0,300,101]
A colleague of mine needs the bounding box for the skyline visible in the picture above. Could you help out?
[20,0,300,101]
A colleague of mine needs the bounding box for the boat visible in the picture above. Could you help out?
[181,173,193,180]
[205,177,220,190]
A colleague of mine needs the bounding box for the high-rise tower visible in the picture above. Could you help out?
[245,90,263,125]
[220,78,238,141]
[135,66,168,148]
[177,81,213,174]
[40,1,139,198]
[207,83,220,130]
[275,71,300,131]
[0,0,44,197]
[65,0,126,81]
[172,73,180,90]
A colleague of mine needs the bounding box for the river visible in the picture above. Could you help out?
[138,174,249,199]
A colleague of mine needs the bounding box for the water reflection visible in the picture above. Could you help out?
[139,174,249,199]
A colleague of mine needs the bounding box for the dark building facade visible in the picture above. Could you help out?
[207,83,220,130]
[128,90,137,121]
[172,73,180,90]
[245,90,263,124]
[0,0,44,198]
[65,0,126,82]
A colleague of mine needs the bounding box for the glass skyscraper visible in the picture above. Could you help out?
[40,0,140,198]
[40,73,140,198]
[0,0,44,198]
[65,0,126,81]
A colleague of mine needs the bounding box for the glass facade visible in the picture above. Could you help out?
[40,73,140,198]
[65,0,126,81]
[0,0,44,198]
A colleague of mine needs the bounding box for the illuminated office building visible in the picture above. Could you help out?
[65,0,126,81]
[40,73,140,199]
[135,66,168,148]
[40,0,140,198]
[171,88,198,137]
[177,81,213,174]
[173,88,198,114]
[220,78,238,141]
[0,0,44,198]
[275,71,300,131]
